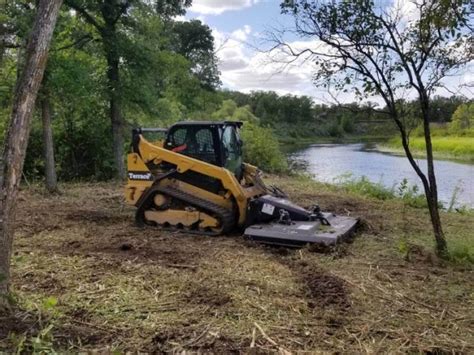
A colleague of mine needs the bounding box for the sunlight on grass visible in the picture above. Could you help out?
[387,136,474,161]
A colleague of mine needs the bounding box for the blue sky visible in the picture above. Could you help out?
[187,0,293,36]
[184,0,473,104]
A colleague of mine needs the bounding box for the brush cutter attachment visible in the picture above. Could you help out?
[244,195,358,247]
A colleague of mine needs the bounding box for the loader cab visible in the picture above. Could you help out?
[164,121,244,179]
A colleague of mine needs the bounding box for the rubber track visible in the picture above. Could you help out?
[136,185,235,236]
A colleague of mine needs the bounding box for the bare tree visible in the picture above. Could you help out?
[0,0,63,305]
[274,0,473,257]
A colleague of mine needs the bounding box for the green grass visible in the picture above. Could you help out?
[384,136,474,162]
[268,174,474,262]
[333,174,430,209]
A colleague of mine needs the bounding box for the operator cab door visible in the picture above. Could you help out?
[165,125,220,166]
[222,125,243,179]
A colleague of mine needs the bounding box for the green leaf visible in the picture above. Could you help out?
[42,296,58,310]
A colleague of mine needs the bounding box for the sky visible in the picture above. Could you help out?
[184,0,473,105]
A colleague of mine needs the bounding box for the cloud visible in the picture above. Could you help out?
[213,26,333,100]
[190,0,259,15]
[214,24,473,104]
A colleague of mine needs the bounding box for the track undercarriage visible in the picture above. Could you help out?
[135,185,234,236]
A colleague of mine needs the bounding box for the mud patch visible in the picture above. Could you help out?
[150,327,240,353]
[291,261,350,310]
[0,311,38,343]
[66,210,124,225]
[20,272,64,294]
[184,285,232,307]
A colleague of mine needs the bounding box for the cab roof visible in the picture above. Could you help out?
[170,120,243,128]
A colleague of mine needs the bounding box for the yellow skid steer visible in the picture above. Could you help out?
[125,121,358,246]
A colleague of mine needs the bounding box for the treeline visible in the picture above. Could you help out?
[221,91,469,141]
[1,1,224,183]
[0,1,471,184]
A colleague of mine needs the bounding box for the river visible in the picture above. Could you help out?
[291,143,474,208]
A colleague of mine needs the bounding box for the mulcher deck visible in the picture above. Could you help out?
[244,213,358,247]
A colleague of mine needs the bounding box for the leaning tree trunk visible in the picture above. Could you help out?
[103,27,125,179]
[392,109,447,258]
[421,99,448,257]
[0,0,62,303]
[41,87,58,193]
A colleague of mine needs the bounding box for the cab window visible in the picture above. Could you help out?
[222,126,242,178]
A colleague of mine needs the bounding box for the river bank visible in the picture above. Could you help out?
[378,136,474,163]
[290,143,474,209]
[1,177,473,352]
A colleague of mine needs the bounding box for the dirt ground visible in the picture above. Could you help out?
[1,176,473,353]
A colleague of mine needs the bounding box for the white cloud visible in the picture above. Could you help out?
[214,23,473,104]
[190,0,259,15]
[213,26,330,100]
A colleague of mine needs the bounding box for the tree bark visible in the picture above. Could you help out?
[103,27,125,179]
[107,56,125,179]
[0,0,62,303]
[40,87,58,193]
[420,98,448,257]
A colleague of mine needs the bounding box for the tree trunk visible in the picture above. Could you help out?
[392,107,448,258]
[0,0,62,304]
[41,87,58,193]
[421,99,448,257]
[103,28,125,179]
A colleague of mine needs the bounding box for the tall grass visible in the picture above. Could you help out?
[388,132,474,161]
[409,137,474,157]
[334,174,431,208]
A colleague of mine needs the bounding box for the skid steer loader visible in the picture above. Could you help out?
[125,121,358,247]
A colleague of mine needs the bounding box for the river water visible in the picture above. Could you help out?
[291,144,474,208]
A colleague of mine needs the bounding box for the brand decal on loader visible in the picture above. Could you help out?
[128,172,153,181]
[261,203,275,215]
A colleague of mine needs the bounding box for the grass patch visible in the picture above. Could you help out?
[384,136,474,162]
[333,174,429,208]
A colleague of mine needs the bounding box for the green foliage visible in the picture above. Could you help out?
[388,136,474,161]
[335,174,395,200]
[241,123,287,173]
[222,91,400,141]
[211,99,287,172]
[449,245,474,264]
[397,237,410,261]
[396,179,429,209]
[1,1,470,184]
[42,296,58,311]
[335,174,431,209]
[387,101,474,162]
[449,102,474,135]
[171,20,221,90]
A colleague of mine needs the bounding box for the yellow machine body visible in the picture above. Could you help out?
[125,122,358,245]
[125,133,266,230]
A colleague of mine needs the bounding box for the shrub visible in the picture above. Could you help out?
[241,122,287,173]
[334,174,395,200]
[449,243,474,264]
[335,174,436,209]
[396,178,429,208]
[211,99,287,173]
[449,103,474,135]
